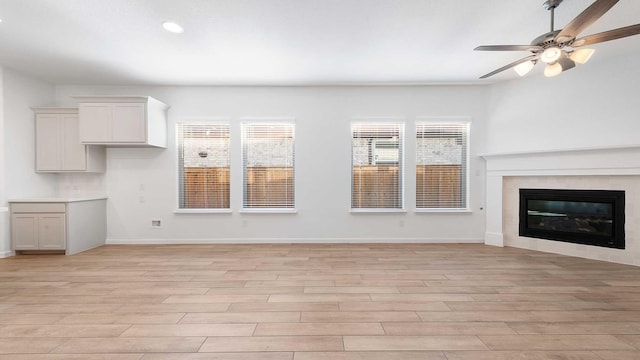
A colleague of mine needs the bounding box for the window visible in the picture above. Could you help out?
[416,122,469,210]
[351,122,404,210]
[177,123,230,209]
[242,122,295,209]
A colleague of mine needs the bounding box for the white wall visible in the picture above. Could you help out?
[0,66,6,256]
[55,85,488,244]
[3,69,58,198]
[485,51,640,154]
[1,68,57,255]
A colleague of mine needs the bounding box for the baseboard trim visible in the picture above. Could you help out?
[106,237,484,245]
[0,250,15,258]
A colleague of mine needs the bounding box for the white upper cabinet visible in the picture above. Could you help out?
[112,103,146,142]
[33,107,106,173]
[75,96,169,148]
[77,103,111,143]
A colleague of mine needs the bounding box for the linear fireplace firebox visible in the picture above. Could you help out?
[519,189,625,249]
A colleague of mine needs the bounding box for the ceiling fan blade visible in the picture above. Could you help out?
[555,0,619,42]
[572,23,640,46]
[479,54,540,79]
[475,45,542,52]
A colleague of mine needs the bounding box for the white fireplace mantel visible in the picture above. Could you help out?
[480,144,640,247]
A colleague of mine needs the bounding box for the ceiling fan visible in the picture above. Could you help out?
[475,0,640,79]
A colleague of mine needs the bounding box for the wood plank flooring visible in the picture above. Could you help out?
[1,243,640,359]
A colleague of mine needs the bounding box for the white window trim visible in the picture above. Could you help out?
[350,208,407,214]
[414,208,472,213]
[174,209,233,214]
[350,118,406,212]
[414,116,471,212]
[239,208,298,214]
[175,118,231,212]
[240,117,297,211]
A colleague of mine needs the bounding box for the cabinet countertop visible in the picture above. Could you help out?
[8,195,107,203]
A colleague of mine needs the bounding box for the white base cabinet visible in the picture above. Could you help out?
[12,213,66,250]
[10,198,107,255]
[33,107,106,173]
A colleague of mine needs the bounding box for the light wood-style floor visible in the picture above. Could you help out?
[2,244,640,359]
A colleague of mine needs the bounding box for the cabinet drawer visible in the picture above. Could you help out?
[11,203,66,213]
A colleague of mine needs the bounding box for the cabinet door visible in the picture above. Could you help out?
[35,114,62,171]
[79,103,112,142]
[112,103,146,142]
[62,114,86,171]
[38,214,66,249]
[11,214,39,250]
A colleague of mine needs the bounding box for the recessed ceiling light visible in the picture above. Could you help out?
[162,21,184,34]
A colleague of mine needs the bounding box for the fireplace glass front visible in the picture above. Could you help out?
[519,189,625,249]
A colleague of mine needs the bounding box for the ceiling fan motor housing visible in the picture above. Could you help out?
[531,30,561,47]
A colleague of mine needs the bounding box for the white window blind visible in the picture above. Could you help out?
[177,123,230,209]
[351,122,404,209]
[416,122,469,210]
[242,122,295,209]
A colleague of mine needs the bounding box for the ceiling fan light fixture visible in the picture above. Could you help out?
[514,60,536,76]
[570,48,595,64]
[544,54,576,77]
[558,54,576,71]
[541,47,562,63]
[544,62,563,77]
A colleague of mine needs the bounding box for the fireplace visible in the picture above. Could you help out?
[519,189,625,249]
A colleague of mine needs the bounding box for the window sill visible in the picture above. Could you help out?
[350,208,407,214]
[415,208,472,213]
[174,209,232,214]
[239,208,298,214]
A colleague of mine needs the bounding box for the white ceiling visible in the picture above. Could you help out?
[0,0,639,85]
